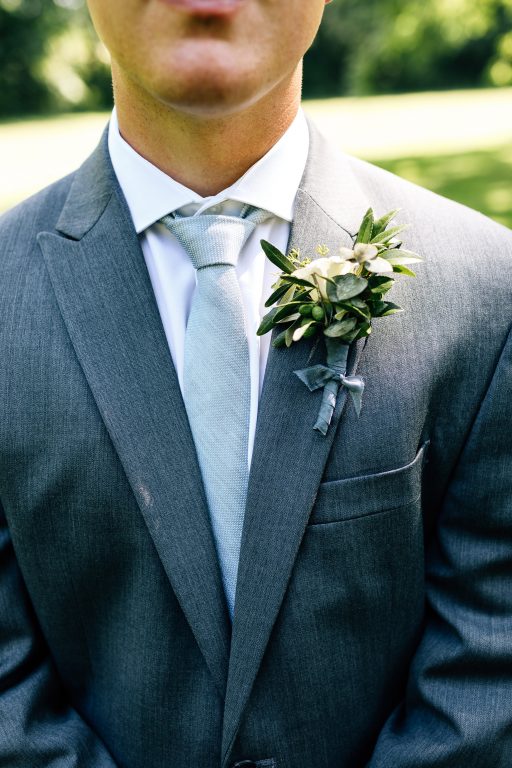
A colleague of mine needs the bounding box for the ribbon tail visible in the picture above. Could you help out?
[340,375,365,417]
[313,379,340,436]
[349,388,363,416]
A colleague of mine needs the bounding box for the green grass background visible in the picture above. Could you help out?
[379,145,512,229]
[1,89,511,228]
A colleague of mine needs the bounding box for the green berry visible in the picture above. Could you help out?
[299,303,313,317]
[312,305,325,321]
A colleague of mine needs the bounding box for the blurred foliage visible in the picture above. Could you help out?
[305,0,512,96]
[0,0,62,115]
[1,0,512,115]
[0,0,111,116]
[376,145,512,229]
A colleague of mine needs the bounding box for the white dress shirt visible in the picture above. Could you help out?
[108,108,309,465]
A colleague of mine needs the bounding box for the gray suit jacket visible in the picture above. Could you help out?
[1,123,511,768]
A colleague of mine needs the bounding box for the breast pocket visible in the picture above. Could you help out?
[309,442,429,526]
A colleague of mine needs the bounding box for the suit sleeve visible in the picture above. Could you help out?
[0,501,119,767]
[367,324,512,767]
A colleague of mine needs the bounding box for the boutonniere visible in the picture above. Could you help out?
[257,208,422,435]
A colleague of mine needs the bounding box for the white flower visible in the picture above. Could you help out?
[292,257,357,300]
[338,243,393,273]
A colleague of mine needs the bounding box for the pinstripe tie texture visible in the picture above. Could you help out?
[161,206,270,617]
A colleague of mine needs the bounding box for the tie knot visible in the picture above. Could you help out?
[161,206,271,270]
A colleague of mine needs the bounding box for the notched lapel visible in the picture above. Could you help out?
[222,124,372,759]
[37,138,231,697]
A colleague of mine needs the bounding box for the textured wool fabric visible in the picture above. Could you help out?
[1,122,512,767]
[161,207,270,617]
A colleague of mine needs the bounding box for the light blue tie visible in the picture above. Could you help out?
[161,205,270,618]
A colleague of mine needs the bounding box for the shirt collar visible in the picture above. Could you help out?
[108,106,309,235]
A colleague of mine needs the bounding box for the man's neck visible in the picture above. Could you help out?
[113,66,302,197]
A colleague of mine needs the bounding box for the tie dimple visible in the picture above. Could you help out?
[161,205,270,618]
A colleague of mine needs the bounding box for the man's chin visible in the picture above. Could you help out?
[152,76,270,120]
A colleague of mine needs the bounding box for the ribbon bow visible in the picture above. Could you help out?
[294,357,365,436]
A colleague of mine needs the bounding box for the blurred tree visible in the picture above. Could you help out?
[304,0,512,96]
[0,0,62,115]
[38,2,111,112]
[0,0,111,117]
[1,0,512,115]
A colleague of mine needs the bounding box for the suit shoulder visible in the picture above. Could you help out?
[347,154,512,252]
[0,174,78,302]
[0,172,75,253]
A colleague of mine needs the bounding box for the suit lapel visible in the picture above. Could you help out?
[222,123,372,759]
[37,136,231,697]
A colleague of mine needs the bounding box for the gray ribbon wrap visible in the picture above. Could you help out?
[294,341,364,436]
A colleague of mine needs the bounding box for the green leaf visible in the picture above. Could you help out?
[367,275,395,294]
[278,284,299,307]
[341,327,360,343]
[264,282,291,308]
[294,289,316,304]
[355,207,375,244]
[276,312,301,325]
[281,275,317,289]
[285,319,301,347]
[372,209,401,236]
[392,264,417,277]
[364,256,394,273]
[293,320,317,342]
[326,274,368,302]
[257,303,302,335]
[370,224,407,244]
[368,301,404,318]
[347,296,368,310]
[337,298,371,320]
[355,322,372,340]
[324,317,357,338]
[380,249,422,266]
[261,240,294,274]
[272,329,288,348]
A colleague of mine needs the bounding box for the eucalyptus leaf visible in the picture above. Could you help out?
[381,304,404,317]
[355,208,374,245]
[337,298,371,320]
[367,275,395,294]
[261,240,294,274]
[348,297,368,309]
[368,301,403,317]
[355,322,372,340]
[340,327,360,344]
[324,317,357,338]
[327,274,368,302]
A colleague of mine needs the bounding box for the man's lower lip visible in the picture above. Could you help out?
[159,0,247,16]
